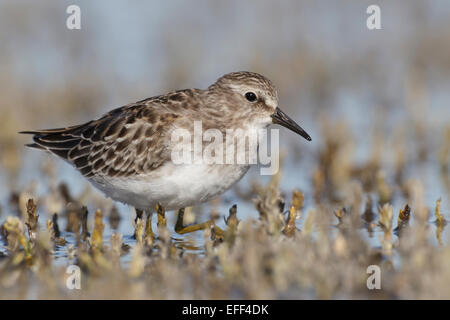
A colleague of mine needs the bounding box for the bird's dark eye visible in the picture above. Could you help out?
[245,92,257,102]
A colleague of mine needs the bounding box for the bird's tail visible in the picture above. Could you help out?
[19,123,92,159]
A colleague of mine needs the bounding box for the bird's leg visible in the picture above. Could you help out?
[156,203,167,228]
[133,208,145,239]
[144,210,154,241]
[174,208,224,237]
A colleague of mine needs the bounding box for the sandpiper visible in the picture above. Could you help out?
[20,71,311,235]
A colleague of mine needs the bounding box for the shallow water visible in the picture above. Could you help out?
[1,147,448,266]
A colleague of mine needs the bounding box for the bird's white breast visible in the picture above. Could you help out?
[89,162,250,210]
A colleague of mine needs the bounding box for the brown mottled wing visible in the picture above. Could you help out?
[20,100,182,179]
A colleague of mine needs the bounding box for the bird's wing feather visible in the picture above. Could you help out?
[20,98,186,178]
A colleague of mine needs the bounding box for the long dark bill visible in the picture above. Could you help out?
[271,107,312,141]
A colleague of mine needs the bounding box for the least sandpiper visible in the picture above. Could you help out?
[21,71,311,234]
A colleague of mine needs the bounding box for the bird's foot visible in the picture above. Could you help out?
[175,208,224,237]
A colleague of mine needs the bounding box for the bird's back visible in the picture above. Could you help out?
[20,89,204,180]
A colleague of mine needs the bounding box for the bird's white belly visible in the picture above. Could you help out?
[89,162,250,210]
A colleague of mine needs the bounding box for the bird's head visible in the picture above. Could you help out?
[210,71,311,141]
